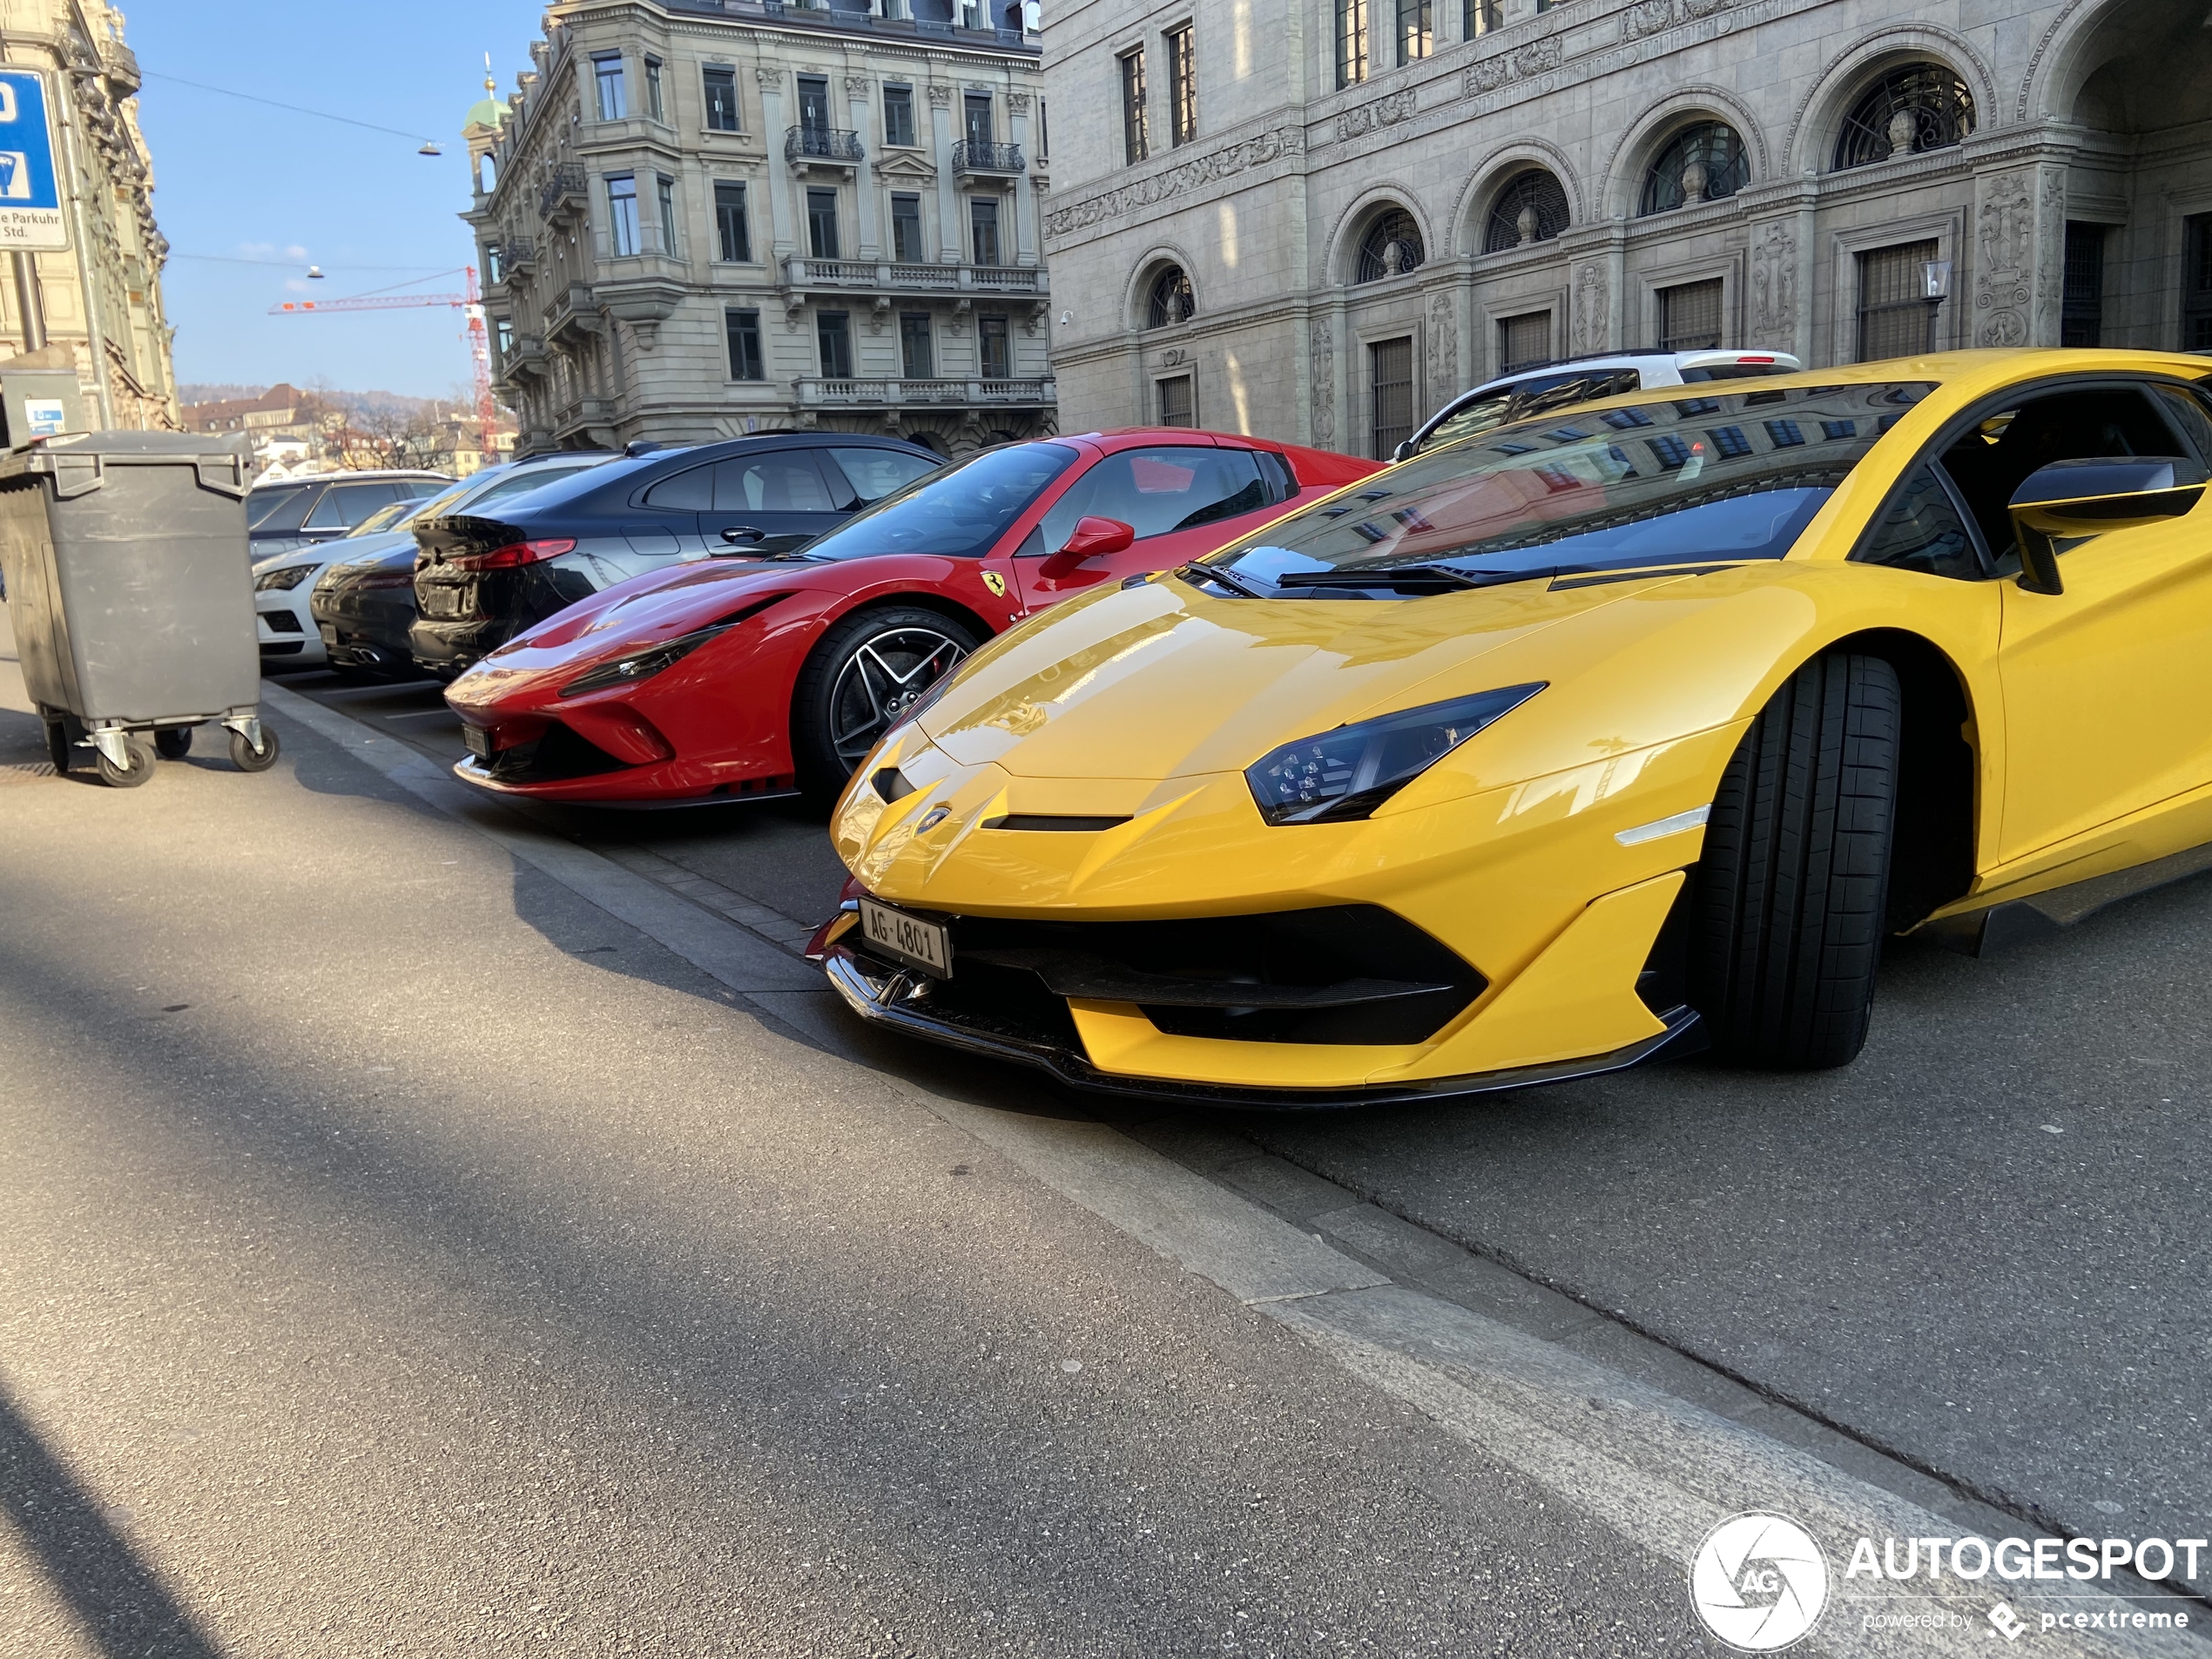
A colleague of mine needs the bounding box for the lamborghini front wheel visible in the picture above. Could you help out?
[1688,651,1901,1069]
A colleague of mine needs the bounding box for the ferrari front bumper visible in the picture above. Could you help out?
[822,941,1705,1111]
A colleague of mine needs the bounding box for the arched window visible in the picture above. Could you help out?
[1144,265,1195,327]
[1483,170,1571,252]
[1638,122,1749,215]
[1353,208,1426,283]
[1833,64,1976,170]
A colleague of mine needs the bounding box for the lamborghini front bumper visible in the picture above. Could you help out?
[821,941,1705,1111]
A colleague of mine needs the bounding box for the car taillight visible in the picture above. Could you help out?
[1737,355,1776,364]
[447,537,576,572]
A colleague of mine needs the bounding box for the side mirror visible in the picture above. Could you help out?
[1036,516,1135,579]
[2007,457,2207,595]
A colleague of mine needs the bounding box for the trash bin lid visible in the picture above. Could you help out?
[0,429,253,496]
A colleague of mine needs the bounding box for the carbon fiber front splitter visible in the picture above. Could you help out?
[821,944,1706,1113]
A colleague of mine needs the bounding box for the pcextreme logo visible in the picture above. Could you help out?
[1690,1513,1831,1651]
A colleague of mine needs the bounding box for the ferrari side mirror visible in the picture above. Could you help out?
[2007,456,2207,596]
[1037,516,1136,579]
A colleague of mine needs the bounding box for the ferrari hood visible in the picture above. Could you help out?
[916,568,1817,784]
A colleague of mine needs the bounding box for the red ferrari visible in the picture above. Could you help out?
[444,429,1378,804]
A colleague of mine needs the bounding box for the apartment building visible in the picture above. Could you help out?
[464,0,1055,456]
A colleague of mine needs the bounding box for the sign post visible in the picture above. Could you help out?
[0,70,69,252]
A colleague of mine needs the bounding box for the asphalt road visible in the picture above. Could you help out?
[1,658,1697,1655]
[266,666,2212,1562]
[4,642,2207,1656]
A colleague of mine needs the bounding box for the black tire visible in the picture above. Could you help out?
[154,726,193,760]
[229,725,281,772]
[1686,651,1900,1069]
[792,606,981,799]
[44,719,71,773]
[95,736,156,789]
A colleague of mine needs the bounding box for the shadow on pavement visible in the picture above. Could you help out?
[0,1380,225,1659]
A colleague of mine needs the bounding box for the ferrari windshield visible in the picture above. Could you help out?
[1208,382,1934,593]
[793,442,1079,562]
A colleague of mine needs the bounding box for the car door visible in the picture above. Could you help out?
[703,447,849,556]
[1955,380,2212,861]
[1013,444,1278,607]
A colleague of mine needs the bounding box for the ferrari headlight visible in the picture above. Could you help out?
[558,621,733,698]
[1245,685,1545,825]
[254,563,317,591]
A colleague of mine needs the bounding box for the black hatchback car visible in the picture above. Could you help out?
[408,434,941,678]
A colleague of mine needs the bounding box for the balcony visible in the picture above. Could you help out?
[796,376,1055,409]
[538,165,587,221]
[502,334,548,381]
[543,282,603,344]
[779,257,1048,296]
[951,139,1025,175]
[502,239,538,276]
[785,125,865,167]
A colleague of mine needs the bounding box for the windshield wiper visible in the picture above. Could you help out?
[1273,563,1541,592]
[1181,561,1267,597]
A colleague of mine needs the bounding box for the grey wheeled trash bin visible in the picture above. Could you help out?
[0,431,276,787]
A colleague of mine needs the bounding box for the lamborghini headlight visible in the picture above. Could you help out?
[1244,684,1545,825]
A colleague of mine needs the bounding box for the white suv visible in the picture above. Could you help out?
[1395,348,1804,462]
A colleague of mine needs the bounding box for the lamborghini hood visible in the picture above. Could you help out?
[914,568,1818,785]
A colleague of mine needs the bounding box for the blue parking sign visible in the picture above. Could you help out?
[0,70,67,250]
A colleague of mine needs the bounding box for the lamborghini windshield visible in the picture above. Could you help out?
[1204,382,1934,595]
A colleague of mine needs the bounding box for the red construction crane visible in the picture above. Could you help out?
[270,266,498,460]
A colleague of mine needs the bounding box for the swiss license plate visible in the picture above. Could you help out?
[421,585,461,618]
[859,898,953,978]
[318,624,341,647]
[462,724,494,761]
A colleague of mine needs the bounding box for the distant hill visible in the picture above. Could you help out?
[178,383,449,419]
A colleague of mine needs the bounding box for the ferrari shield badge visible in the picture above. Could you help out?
[981,570,1008,597]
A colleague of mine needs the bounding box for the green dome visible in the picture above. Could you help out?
[463,79,509,134]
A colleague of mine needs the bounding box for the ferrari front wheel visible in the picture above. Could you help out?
[1687,651,1900,1070]
[792,606,980,800]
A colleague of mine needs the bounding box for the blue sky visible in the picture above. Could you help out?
[132,0,545,400]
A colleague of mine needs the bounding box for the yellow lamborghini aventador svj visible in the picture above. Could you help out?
[813,349,2212,1108]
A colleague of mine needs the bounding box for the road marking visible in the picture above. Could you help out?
[260,681,2202,1657]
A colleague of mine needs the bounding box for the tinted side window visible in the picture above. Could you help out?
[1853,466,1984,581]
[469,462,602,508]
[1939,387,2180,555]
[828,447,937,505]
[2151,384,2212,466]
[305,482,401,530]
[1253,449,1297,504]
[643,464,714,509]
[712,451,836,512]
[1042,448,1267,545]
[247,484,314,530]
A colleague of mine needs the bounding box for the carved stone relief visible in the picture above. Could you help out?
[1426,292,1458,390]
[1007,91,1033,113]
[1622,0,1676,40]
[1973,170,2033,347]
[926,84,954,107]
[1465,37,1563,97]
[1309,316,1336,448]
[1336,88,1418,142]
[1572,261,1608,354]
[1044,126,1307,239]
[1750,219,1796,340]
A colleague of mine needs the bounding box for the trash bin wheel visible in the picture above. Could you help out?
[96,736,156,789]
[154,727,193,760]
[44,721,71,773]
[229,725,280,772]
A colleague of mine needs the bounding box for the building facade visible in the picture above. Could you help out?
[465,0,1056,457]
[1042,0,2210,457]
[0,0,178,429]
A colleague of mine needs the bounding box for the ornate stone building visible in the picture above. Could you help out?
[465,0,1055,457]
[1042,0,2210,457]
[0,0,179,429]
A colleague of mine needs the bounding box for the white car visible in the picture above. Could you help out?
[252,453,616,670]
[1394,347,1804,461]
